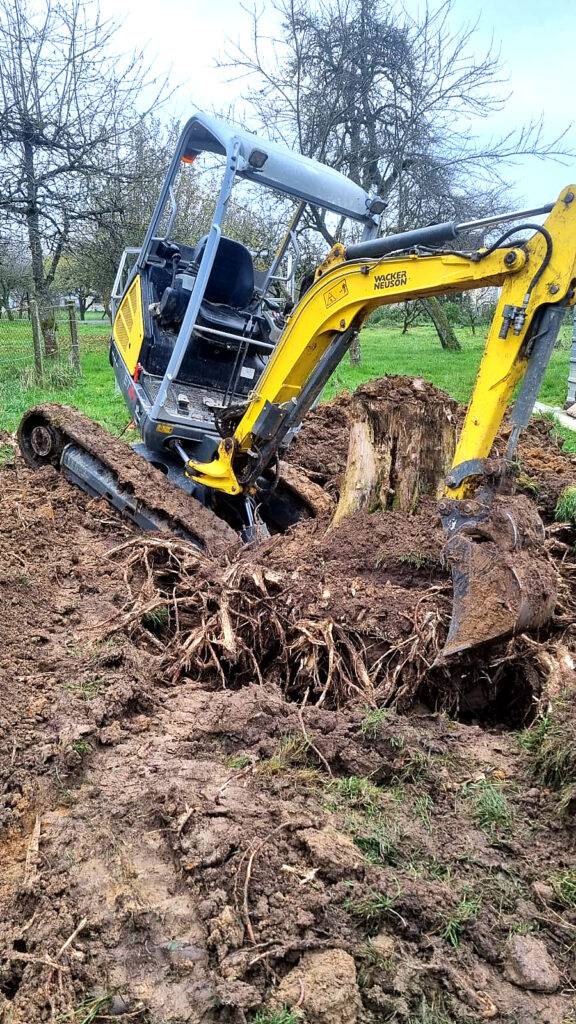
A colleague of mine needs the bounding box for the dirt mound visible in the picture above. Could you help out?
[287,389,354,494]
[511,418,576,518]
[2,380,576,1024]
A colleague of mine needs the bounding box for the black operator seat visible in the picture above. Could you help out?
[194,235,255,310]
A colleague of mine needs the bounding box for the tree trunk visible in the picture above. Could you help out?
[421,296,461,352]
[0,295,14,321]
[39,298,58,357]
[332,377,457,527]
[23,137,59,356]
[349,332,362,366]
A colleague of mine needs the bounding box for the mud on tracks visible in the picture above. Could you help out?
[2,381,576,1023]
[19,404,239,556]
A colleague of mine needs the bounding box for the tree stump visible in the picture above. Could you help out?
[332,377,457,527]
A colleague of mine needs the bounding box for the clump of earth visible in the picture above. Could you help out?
[1,379,576,1024]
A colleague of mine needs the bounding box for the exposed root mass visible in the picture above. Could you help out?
[2,378,576,1024]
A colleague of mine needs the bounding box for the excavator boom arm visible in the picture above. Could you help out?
[188,186,576,497]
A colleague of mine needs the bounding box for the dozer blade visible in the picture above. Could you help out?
[438,494,557,659]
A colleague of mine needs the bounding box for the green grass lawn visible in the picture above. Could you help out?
[325,324,572,406]
[0,325,128,436]
[0,319,574,454]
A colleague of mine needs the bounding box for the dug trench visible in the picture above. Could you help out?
[1,378,576,1024]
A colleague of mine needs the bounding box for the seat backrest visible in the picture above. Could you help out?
[195,235,255,309]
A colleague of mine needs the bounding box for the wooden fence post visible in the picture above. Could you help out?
[567,308,576,408]
[67,300,81,373]
[30,295,44,380]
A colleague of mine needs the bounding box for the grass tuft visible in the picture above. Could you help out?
[344,880,403,932]
[464,778,513,838]
[520,695,576,797]
[21,362,82,391]
[72,739,92,755]
[518,716,550,753]
[410,857,452,882]
[251,1008,303,1024]
[56,994,113,1022]
[555,486,576,524]
[141,605,170,633]
[258,733,312,776]
[61,677,105,701]
[327,775,382,815]
[516,471,541,496]
[399,551,435,569]
[410,995,453,1023]
[0,443,15,467]
[413,794,434,831]
[225,753,252,770]
[360,706,388,738]
[392,749,431,783]
[549,868,576,908]
[437,891,482,947]
[353,822,405,866]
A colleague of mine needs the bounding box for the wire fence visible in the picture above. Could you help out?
[0,301,110,387]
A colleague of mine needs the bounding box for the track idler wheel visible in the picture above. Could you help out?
[18,412,64,468]
[438,493,557,659]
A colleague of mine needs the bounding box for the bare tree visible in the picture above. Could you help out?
[220,0,574,352]
[461,288,497,335]
[63,119,182,318]
[0,0,168,352]
[0,231,31,317]
[54,252,98,320]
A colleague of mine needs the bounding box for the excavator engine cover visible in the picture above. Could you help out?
[438,493,557,658]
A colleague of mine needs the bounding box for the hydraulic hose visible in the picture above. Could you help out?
[345,201,555,262]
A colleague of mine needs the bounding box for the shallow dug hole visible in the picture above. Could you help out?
[1,378,576,1024]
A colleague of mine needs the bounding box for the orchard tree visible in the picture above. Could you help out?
[0,233,31,317]
[54,252,99,320]
[0,0,168,352]
[221,0,574,353]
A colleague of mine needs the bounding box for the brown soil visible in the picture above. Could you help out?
[2,380,576,1024]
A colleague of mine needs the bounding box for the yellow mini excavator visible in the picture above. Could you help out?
[18,112,576,658]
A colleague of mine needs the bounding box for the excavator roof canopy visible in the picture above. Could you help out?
[180,111,376,223]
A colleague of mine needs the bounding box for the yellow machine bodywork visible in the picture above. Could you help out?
[113,276,145,377]
[189,187,576,500]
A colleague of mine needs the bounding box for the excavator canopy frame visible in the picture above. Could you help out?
[111,111,382,434]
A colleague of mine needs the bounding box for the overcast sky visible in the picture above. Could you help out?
[98,0,575,208]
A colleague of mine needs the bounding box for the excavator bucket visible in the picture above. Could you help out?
[438,494,557,659]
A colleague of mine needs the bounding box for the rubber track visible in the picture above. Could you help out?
[19,404,239,557]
